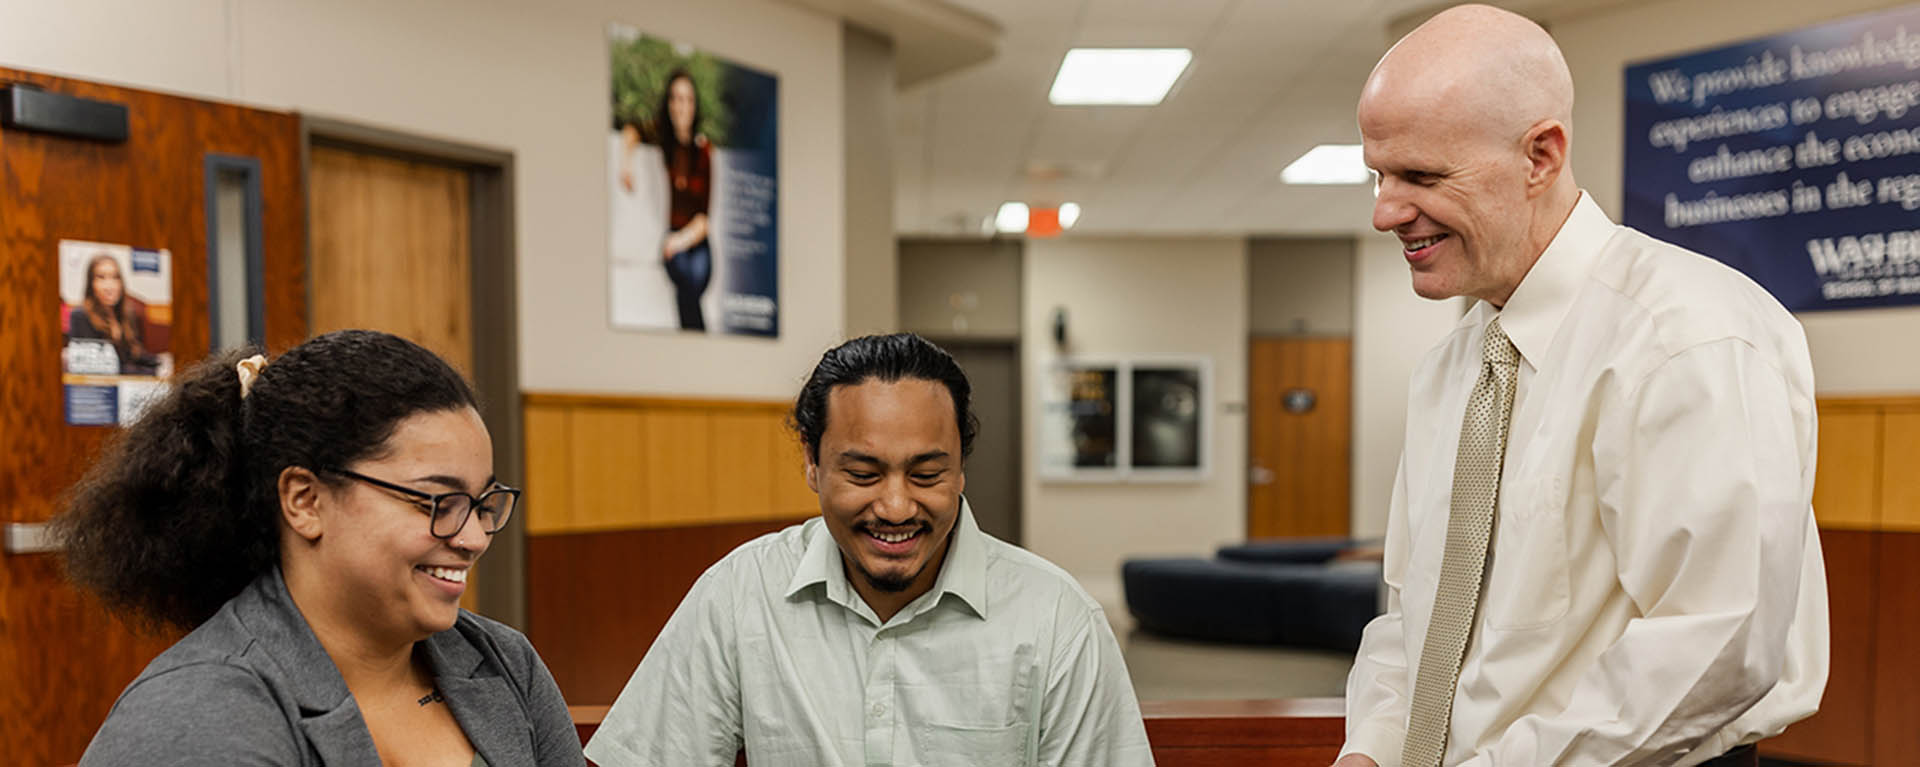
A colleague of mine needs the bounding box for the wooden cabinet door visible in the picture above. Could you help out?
[0,67,304,764]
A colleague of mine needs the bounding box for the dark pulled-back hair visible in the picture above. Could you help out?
[790,333,978,463]
[55,330,478,631]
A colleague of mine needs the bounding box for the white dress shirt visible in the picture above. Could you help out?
[585,501,1155,767]
[1342,193,1829,767]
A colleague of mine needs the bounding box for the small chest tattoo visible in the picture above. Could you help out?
[418,689,445,707]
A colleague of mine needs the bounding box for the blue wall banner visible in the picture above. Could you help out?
[608,24,779,337]
[1623,4,1920,312]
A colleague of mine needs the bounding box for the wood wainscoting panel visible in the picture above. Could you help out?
[710,411,777,522]
[568,407,649,531]
[1813,410,1880,530]
[773,415,819,513]
[522,394,816,705]
[644,409,713,526]
[1764,528,1876,765]
[1879,412,1920,532]
[522,393,815,532]
[528,518,801,704]
[1874,531,1920,766]
[522,403,574,534]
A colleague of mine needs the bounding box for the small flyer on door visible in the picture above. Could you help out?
[58,239,173,426]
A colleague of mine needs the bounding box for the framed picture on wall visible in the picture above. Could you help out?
[1129,359,1209,481]
[1038,356,1210,482]
[1038,359,1123,481]
[606,23,780,338]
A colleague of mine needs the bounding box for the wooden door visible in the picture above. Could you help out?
[309,144,477,609]
[0,67,305,764]
[1247,337,1351,539]
[308,145,473,375]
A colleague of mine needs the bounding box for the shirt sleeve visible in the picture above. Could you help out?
[1339,452,1413,767]
[584,568,743,767]
[79,663,301,766]
[1036,603,1156,767]
[1461,338,1819,766]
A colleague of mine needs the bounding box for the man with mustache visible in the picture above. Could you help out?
[1334,5,1828,767]
[588,333,1153,766]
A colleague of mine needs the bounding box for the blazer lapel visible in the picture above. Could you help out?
[242,570,382,765]
[301,703,383,766]
[426,623,534,765]
[441,674,535,765]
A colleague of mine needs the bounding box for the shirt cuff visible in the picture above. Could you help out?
[1340,720,1406,767]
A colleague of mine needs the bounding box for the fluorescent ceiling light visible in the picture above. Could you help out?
[1281,144,1371,184]
[1059,202,1081,229]
[1049,48,1192,106]
[995,201,1030,233]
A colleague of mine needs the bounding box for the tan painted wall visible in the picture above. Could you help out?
[1249,236,1357,336]
[899,238,1024,338]
[0,0,847,398]
[1020,237,1249,606]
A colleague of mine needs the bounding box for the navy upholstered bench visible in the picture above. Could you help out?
[1122,539,1383,653]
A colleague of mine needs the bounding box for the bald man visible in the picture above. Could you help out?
[1336,6,1827,767]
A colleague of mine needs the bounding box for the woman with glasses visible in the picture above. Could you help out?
[57,329,583,767]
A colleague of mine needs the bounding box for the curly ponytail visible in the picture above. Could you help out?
[55,330,477,632]
[56,348,265,631]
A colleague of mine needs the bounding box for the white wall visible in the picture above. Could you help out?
[842,23,897,339]
[1021,237,1249,606]
[1552,0,1920,394]
[1351,235,1464,538]
[0,0,846,399]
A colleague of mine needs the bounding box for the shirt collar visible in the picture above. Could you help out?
[1483,191,1616,368]
[783,498,991,623]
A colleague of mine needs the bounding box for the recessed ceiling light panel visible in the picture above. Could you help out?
[1280,144,1371,185]
[1049,48,1193,106]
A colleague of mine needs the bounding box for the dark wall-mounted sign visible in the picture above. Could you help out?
[1283,388,1317,414]
[2,85,128,142]
[1623,5,1920,312]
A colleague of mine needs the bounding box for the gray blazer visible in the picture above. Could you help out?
[79,568,585,767]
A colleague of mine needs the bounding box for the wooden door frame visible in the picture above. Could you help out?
[299,116,525,628]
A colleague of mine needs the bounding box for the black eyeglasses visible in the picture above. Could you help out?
[327,468,520,539]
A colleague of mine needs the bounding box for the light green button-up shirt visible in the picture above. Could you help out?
[584,502,1155,767]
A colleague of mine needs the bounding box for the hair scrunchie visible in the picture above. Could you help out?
[235,354,268,399]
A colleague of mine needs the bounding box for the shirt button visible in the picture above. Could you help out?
[871,703,886,718]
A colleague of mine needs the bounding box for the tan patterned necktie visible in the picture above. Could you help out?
[1402,317,1519,767]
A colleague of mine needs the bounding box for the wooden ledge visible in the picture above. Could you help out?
[573,697,1348,747]
[1142,698,1346,748]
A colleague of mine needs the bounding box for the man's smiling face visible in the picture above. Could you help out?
[806,378,965,609]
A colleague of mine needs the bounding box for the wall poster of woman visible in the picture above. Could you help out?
[58,239,174,426]
[607,24,780,337]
